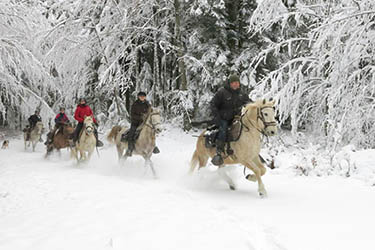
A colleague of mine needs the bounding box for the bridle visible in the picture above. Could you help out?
[242,105,277,136]
[84,120,95,135]
[257,106,277,130]
[144,111,161,131]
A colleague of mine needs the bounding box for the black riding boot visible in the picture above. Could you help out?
[44,131,53,145]
[211,140,225,166]
[125,139,135,157]
[153,146,160,154]
[94,130,103,147]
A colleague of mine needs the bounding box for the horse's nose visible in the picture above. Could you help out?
[270,131,275,135]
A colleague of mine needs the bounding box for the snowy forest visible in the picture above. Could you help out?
[1,0,375,149]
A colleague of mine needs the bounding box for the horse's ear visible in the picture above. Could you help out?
[263,99,266,105]
[271,99,276,106]
[269,97,273,101]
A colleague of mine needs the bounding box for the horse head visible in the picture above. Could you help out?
[83,116,95,134]
[146,108,162,134]
[243,98,278,136]
[259,98,277,136]
[35,121,44,135]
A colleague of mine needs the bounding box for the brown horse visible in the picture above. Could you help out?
[45,123,75,158]
[190,99,277,197]
[107,108,162,178]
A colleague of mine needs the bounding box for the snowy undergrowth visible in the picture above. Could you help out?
[263,130,375,186]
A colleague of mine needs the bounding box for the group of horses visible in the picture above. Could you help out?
[23,98,277,197]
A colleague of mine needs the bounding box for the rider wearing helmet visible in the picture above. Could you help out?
[70,97,103,147]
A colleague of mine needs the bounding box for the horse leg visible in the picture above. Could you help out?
[45,145,53,158]
[147,157,158,179]
[244,163,267,197]
[117,144,125,164]
[217,166,236,190]
[246,157,267,181]
[254,156,267,176]
[87,150,94,162]
[32,141,36,152]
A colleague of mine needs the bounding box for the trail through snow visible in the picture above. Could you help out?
[0,129,374,250]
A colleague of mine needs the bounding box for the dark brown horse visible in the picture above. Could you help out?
[45,123,75,158]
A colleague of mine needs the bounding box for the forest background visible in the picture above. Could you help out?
[1,0,374,150]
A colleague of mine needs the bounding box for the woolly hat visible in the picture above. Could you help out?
[137,91,147,97]
[229,74,240,83]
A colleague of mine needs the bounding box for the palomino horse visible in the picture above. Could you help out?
[71,116,96,164]
[107,108,162,178]
[23,121,44,152]
[190,99,277,197]
[45,123,75,158]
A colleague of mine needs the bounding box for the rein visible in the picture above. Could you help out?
[243,106,276,137]
[144,111,161,132]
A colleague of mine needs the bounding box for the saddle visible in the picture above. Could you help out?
[204,118,242,149]
[120,127,141,142]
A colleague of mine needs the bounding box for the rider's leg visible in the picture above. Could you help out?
[45,125,57,145]
[211,119,229,166]
[125,122,139,157]
[94,128,103,147]
[70,122,83,146]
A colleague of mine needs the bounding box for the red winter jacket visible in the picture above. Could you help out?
[74,104,97,123]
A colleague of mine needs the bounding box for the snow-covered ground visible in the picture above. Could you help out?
[1,128,375,250]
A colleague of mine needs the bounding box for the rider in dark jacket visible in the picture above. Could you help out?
[45,107,70,145]
[27,110,43,142]
[124,91,151,157]
[210,73,252,166]
[28,110,42,129]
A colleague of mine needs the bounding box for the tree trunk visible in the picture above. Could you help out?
[174,0,187,91]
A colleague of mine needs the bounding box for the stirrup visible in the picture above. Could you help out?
[211,154,224,166]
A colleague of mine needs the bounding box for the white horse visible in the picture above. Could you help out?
[71,116,96,164]
[107,108,162,177]
[23,121,44,152]
[190,99,278,197]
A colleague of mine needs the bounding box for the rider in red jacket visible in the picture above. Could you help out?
[70,98,103,147]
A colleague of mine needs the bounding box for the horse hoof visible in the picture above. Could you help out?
[229,185,236,191]
[259,191,268,198]
[246,174,257,182]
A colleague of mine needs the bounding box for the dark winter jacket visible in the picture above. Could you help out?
[210,84,251,122]
[28,114,42,128]
[55,113,69,125]
[74,104,97,124]
[131,99,151,124]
